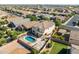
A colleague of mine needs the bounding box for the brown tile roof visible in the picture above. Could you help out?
[0,10,8,17]
[70,31,79,40]
[22,21,38,29]
[23,21,54,29]
[0,40,31,54]
[6,15,23,22]
[34,21,54,30]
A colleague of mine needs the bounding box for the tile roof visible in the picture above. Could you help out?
[0,40,31,54]
[70,31,79,40]
[33,21,55,30]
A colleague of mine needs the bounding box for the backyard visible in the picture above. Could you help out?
[49,42,67,54]
[49,33,68,54]
[40,32,68,54]
[40,40,68,54]
[0,18,26,46]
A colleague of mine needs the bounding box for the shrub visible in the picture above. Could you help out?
[52,34,64,40]
[27,15,37,21]
[0,38,7,46]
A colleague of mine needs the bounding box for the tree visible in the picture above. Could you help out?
[44,17,50,21]
[6,30,12,36]
[67,13,75,18]
[4,20,8,24]
[1,26,7,31]
[0,38,7,46]
[27,15,37,21]
[10,35,17,40]
[55,19,62,26]
[46,43,52,48]
[0,31,5,38]
[10,30,18,40]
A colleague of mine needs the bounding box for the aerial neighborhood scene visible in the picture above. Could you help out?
[0,5,79,54]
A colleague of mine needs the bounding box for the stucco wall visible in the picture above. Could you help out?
[43,25,55,35]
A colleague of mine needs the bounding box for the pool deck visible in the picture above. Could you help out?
[18,33,46,51]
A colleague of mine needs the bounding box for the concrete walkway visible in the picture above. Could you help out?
[71,44,79,54]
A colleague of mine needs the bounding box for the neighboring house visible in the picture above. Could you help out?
[0,40,31,54]
[15,25,24,31]
[72,8,79,14]
[50,16,56,21]
[56,16,66,22]
[42,14,53,18]
[35,14,53,20]
[31,21,55,38]
[6,15,31,27]
[69,30,79,45]
[62,15,79,31]
[0,10,9,18]
[22,21,38,30]
[8,22,16,28]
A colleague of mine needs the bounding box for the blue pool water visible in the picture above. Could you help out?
[25,36,35,43]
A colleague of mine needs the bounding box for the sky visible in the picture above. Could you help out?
[0,0,79,5]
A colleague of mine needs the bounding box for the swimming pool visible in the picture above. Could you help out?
[25,36,36,43]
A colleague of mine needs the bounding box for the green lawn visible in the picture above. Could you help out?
[40,40,67,54]
[49,42,67,54]
[49,33,68,54]
[31,48,39,54]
